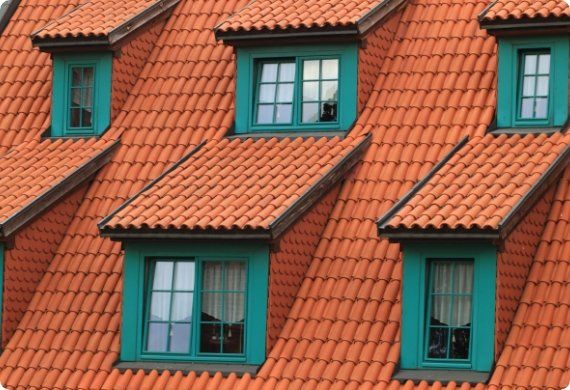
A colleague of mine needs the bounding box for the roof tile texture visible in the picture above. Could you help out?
[102,136,363,232]
[216,0,385,33]
[382,132,570,232]
[2,184,88,347]
[0,138,114,225]
[482,0,570,22]
[33,0,158,40]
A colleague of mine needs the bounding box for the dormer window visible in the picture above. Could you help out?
[497,37,568,128]
[51,53,112,137]
[235,44,357,133]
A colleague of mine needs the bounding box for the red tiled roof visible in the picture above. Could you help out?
[100,135,368,237]
[216,0,389,35]
[32,0,178,44]
[0,137,116,237]
[378,132,570,236]
[480,0,570,22]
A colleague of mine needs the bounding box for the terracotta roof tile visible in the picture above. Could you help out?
[100,135,368,236]
[481,0,570,22]
[0,137,116,237]
[379,132,570,234]
[32,0,171,42]
[216,0,386,34]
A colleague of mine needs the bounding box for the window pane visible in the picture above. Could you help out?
[451,296,472,326]
[302,82,319,101]
[520,98,534,118]
[200,323,222,353]
[71,68,82,87]
[71,88,81,107]
[224,293,245,322]
[450,328,470,359]
[430,295,451,326]
[302,103,319,123]
[82,88,93,107]
[322,59,338,80]
[256,105,274,124]
[259,84,276,103]
[522,76,535,97]
[321,81,338,101]
[524,54,537,74]
[275,104,292,124]
[202,262,223,290]
[82,67,94,87]
[453,263,473,294]
[320,102,337,122]
[276,83,294,103]
[536,76,549,96]
[427,327,448,359]
[147,323,169,352]
[170,323,191,353]
[432,262,453,293]
[150,292,171,321]
[303,60,320,80]
[279,63,295,82]
[260,63,278,82]
[535,98,548,118]
[153,261,174,289]
[223,323,244,354]
[538,54,550,74]
[69,108,81,128]
[202,292,223,321]
[172,292,193,321]
[225,262,246,291]
[82,108,92,127]
[174,261,195,290]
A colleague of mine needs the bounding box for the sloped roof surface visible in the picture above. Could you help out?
[481,0,570,22]
[32,0,161,40]
[216,0,385,33]
[488,167,570,389]
[101,135,366,234]
[0,138,115,233]
[0,0,83,154]
[379,132,570,232]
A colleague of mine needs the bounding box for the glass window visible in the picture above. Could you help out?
[425,260,473,361]
[518,51,550,120]
[69,66,95,129]
[301,59,339,123]
[144,258,247,358]
[256,61,295,125]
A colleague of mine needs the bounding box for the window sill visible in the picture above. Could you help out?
[115,361,260,376]
[393,369,490,385]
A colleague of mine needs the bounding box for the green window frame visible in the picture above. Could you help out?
[51,53,112,137]
[497,36,568,128]
[235,43,358,133]
[401,243,496,372]
[121,241,269,364]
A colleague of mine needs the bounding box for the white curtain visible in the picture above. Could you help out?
[431,262,473,327]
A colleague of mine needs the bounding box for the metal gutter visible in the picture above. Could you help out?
[377,136,469,229]
[100,229,272,241]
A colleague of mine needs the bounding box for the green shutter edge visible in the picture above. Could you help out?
[497,35,569,128]
[51,52,112,137]
[400,243,496,372]
[235,43,358,134]
[121,240,269,365]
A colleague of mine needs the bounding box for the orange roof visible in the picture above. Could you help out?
[0,137,116,237]
[32,0,180,46]
[378,132,570,239]
[480,0,570,23]
[100,135,368,238]
[216,0,399,36]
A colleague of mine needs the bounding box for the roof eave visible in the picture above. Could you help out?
[99,228,273,241]
[0,139,120,240]
[378,228,501,243]
[357,0,408,36]
[479,17,570,36]
[31,0,180,52]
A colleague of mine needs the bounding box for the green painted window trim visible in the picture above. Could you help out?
[121,241,269,365]
[235,43,358,133]
[0,243,4,345]
[498,36,568,128]
[401,243,496,372]
[51,52,112,137]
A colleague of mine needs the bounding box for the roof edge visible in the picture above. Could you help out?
[99,227,272,241]
[498,139,570,240]
[376,136,469,229]
[0,139,120,239]
[379,227,500,242]
[31,0,179,50]
[478,15,570,35]
[269,133,372,240]
[357,0,408,35]
[98,140,207,232]
[0,0,20,36]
